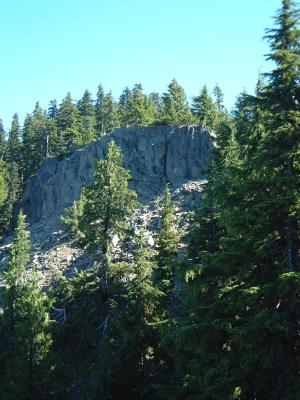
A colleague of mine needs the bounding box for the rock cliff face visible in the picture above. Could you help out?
[21,125,211,224]
[1,125,211,279]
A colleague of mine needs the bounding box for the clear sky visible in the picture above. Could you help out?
[0,0,282,130]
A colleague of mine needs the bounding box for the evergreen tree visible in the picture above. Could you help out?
[7,113,22,165]
[0,160,9,238]
[122,84,156,126]
[47,100,58,119]
[101,91,119,134]
[192,85,217,129]
[149,92,164,122]
[56,93,84,152]
[77,89,96,144]
[95,231,164,399]
[22,103,48,182]
[63,140,138,296]
[156,185,179,296]
[1,212,53,399]
[213,83,225,113]
[95,84,105,136]
[162,79,192,125]
[118,86,133,126]
[176,2,300,399]
[0,118,6,159]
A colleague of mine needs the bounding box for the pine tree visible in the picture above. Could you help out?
[122,84,156,126]
[77,89,96,144]
[63,140,138,296]
[213,83,225,113]
[0,160,9,238]
[162,79,192,125]
[47,100,58,119]
[0,118,6,159]
[7,113,22,165]
[192,85,217,129]
[4,114,23,229]
[1,212,53,399]
[149,92,164,122]
[118,86,133,126]
[156,185,179,295]
[95,84,105,136]
[22,103,48,182]
[175,2,300,399]
[101,91,119,134]
[95,231,164,399]
[56,93,84,152]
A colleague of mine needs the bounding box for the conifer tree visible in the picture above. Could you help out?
[149,92,164,122]
[101,91,119,134]
[77,89,96,144]
[0,160,9,238]
[118,86,133,126]
[7,113,22,165]
[0,118,6,159]
[156,185,179,295]
[1,212,53,399]
[192,85,217,129]
[56,93,84,152]
[22,103,48,182]
[95,84,105,136]
[213,83,225,113]
[176,2,300,399]
[123,84,156,126]
[63,140,138,295]
[95,231,164,399]
[162,79,192,125]
[47,99,58,119]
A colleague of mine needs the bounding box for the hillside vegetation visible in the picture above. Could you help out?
[0,1,299,399]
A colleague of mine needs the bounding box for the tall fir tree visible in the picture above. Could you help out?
[0,160,9,238]
[100,91,119,134]
[162,79,192,125]
[156,185,179,296]
[1,212,53,399]
[0,118,6,159]
[175,2,300,399]
[63,140,138,296]
[22,103,48,182]
[122,84,156,126]
[192,85,217,129]
[77,89,96,144]
[94,231,164,399]
[118,86,133,126]
[47,99,58,119]
[56,93,84,152]
[95,84,105,136]
[7,113,22,165]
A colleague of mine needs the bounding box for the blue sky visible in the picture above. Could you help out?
[0,0,282,129]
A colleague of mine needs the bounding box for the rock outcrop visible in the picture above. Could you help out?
[21,125,211,223]
[1,125,211,279]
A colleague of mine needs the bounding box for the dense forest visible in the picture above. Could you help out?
[0,0,299,399]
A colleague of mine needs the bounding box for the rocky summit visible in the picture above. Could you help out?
[1,125,211,280]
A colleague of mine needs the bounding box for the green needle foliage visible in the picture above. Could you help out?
[175,2,300,399]
[62,140,138,295]
[156,185,179,296]
[0,212,53,400]
[162,79,193,125]
[94,231,164,399]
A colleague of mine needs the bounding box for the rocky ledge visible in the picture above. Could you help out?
[1,125,211,280]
